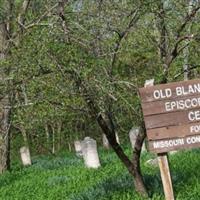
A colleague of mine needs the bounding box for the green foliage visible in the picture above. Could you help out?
[2,1,200,198]
[5,0,200,152]
[0,148,200,199]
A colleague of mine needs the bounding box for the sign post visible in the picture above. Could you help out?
[143,79,174,200]
[157,153,174,200]
[140,79,200,198]
[140,79,200,153]
[140,78,200,199]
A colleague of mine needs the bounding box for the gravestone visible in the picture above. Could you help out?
[102,132,120,149]
[129,127,146,152]
[74,140,83,156]
[20,146,32,166]
[102,134,110,149]
[81,137,101,168]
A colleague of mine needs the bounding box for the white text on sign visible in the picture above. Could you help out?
[153,83,200,100]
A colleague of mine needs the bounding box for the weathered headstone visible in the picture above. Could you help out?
[102,134,110,149]
[102,132,120,149]
[74,140,83,156]
[81,137,101,168]
[20,146,31,166]
[129,127,146,152]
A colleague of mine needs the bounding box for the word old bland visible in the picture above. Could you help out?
[153,83,200,100]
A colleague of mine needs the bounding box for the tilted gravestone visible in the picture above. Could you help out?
[129,127,146,152]
[20,146,32,166]
[74,140,83,156]
[81,137,101,168]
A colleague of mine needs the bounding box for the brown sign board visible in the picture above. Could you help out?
[139,79,200,153]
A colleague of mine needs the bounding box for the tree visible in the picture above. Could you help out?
[0,0,64,173]
[47,0,149,195]
[152,0,200,83]
[3,0,200,197]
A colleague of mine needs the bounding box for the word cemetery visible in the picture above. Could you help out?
[139,79,200,153]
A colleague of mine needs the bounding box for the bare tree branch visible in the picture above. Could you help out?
[176,5,200,39]
[24,3,59,30]
[17,0,31,32]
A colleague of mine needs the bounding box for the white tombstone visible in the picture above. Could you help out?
[74,140,83,156]
[129,127,146,152]
[102,133,120,149]
[20,146,32,166]
[81,137,101,168]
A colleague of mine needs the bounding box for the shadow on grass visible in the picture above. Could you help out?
[69,173,135,200]
[32,155,83,170]
[69,172,164,200]
[144,150,200,198]
[144,173,163,198]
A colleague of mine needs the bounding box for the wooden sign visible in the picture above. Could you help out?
[142,80,175,200]
[139,79,200,153]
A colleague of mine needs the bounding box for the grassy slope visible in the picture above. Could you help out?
[0,147,200,200]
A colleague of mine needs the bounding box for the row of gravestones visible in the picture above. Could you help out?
[19,127,171,167]
[74,127,146,169]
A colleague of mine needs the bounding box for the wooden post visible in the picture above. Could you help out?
[158,153,174,200]
[145,80,174,200]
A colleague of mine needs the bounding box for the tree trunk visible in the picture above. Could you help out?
[51,125,55,154]
[155,1,169,84]
[0,23,11,173]
[0,105,11,173]
[45,123,50,146]
[183,0,193,80]
[0,0,32,172]
[57,121,62,151]
[74,74,148,197]
[97,114,147,195]
[132,123,147,194]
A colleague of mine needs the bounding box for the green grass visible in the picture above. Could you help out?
[0,147,200,199]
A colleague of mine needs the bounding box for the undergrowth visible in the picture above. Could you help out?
[0,147,200,199]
